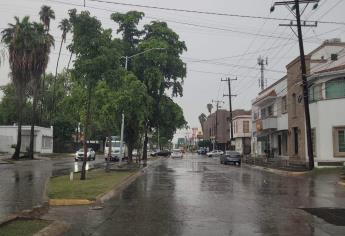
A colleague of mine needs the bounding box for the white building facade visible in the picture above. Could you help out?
[0,125,53,154]
[232,112,252,155]
[308,68,345,166]
[251,76,289,159]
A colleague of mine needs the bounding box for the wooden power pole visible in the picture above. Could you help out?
[222,77,237,150]
[271,0,318,170]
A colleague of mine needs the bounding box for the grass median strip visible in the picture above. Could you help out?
[0,219,50,236]
[48,169,137,200]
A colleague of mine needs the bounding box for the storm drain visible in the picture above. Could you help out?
[300,208,345,226]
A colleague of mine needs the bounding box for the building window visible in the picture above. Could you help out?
[333,127,345,157]
[326,78,345,99]
[331,53,338,61]
[235,121,238,133]
[261,108,266,119]
[309,84,322,102]
[243,121,249,133]
[292,93,297,117]
[281,96,287,113]
[42,136,53,149]
[311,128,316,156]
[268,105,273,116]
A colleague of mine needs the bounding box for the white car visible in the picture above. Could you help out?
[207,150,224,157]
[171,149,183,158]
[75,148,96,161]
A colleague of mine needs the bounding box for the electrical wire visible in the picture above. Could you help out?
[84,0,345,25]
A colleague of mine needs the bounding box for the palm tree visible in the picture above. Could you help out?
[39,5,55,123]
[1,16,35,159]
[198,113,207,133]
[55,19,71,78]
[207,103,213,114]
[39,5,55,31]
[27,22,54,159]
[52,19,71,118]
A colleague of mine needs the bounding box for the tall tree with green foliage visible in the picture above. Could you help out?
[1,16,36,159]
[69,10,122,180]
[27,22,54,159]
[133,20,187,160]
[111,11,144,68]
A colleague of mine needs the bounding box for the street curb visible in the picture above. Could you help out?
[49,199,94,206]
[47,158,160,206]
[95,169,145,204]
[243,164,310,176]
[33,220,71,236]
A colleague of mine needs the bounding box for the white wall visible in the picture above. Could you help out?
[311,44,345,74]
[310,99,345,162]
[233,116,252,138]
[0,126,53,153]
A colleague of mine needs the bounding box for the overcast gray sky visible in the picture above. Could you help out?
[1,0,345,137]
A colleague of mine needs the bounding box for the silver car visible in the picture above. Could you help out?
[75,148,96,161]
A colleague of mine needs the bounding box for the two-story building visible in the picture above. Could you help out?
[232,110,252,155]
[251,76,288,159]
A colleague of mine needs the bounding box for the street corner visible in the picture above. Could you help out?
[49,199,94,206]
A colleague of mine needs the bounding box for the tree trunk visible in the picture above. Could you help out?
[28,86,39,159]
[81,85,92,180]
[12,86,24,160]
[128,144,133,163]
[51,39,64,123]
[67,51,73,70]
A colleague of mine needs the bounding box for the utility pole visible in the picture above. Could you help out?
[271,0,318,170]
[257,56,268,90]
[222,77,237,150]
[212,100,224,151]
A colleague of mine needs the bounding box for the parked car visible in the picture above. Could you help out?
[220,151,241,165]
[171,149,183,158]
[75,148,96,161]
[197,148,207,155]
[207,150,224,157]
[151,149,171,157]
[104,136,128,162]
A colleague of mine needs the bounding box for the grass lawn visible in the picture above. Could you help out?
[48,169,136,200]
[0,219,50,236]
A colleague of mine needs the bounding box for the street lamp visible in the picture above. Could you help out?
[119,47,166,162]
[121,47,166,70]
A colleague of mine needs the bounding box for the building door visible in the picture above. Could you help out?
[278,135,282,156]
[294,127,298,154]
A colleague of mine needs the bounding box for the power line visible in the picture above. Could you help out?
[85,0,345,25]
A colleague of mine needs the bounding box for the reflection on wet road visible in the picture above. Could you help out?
[0,157,104,221]
[57,154,345,236]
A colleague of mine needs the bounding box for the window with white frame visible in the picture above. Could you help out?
[243,121,249,133]
[333,127,345,157]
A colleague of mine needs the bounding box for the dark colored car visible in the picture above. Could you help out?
[220,151,241,165]
[197,148,207,155]
[151,149,171,157]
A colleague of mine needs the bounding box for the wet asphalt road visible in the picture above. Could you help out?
[0,155,104,221]
[47,154,345,236]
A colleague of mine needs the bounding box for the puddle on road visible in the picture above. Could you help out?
[301,208,345,226]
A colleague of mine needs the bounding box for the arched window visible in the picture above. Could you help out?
[326,78,345,99]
